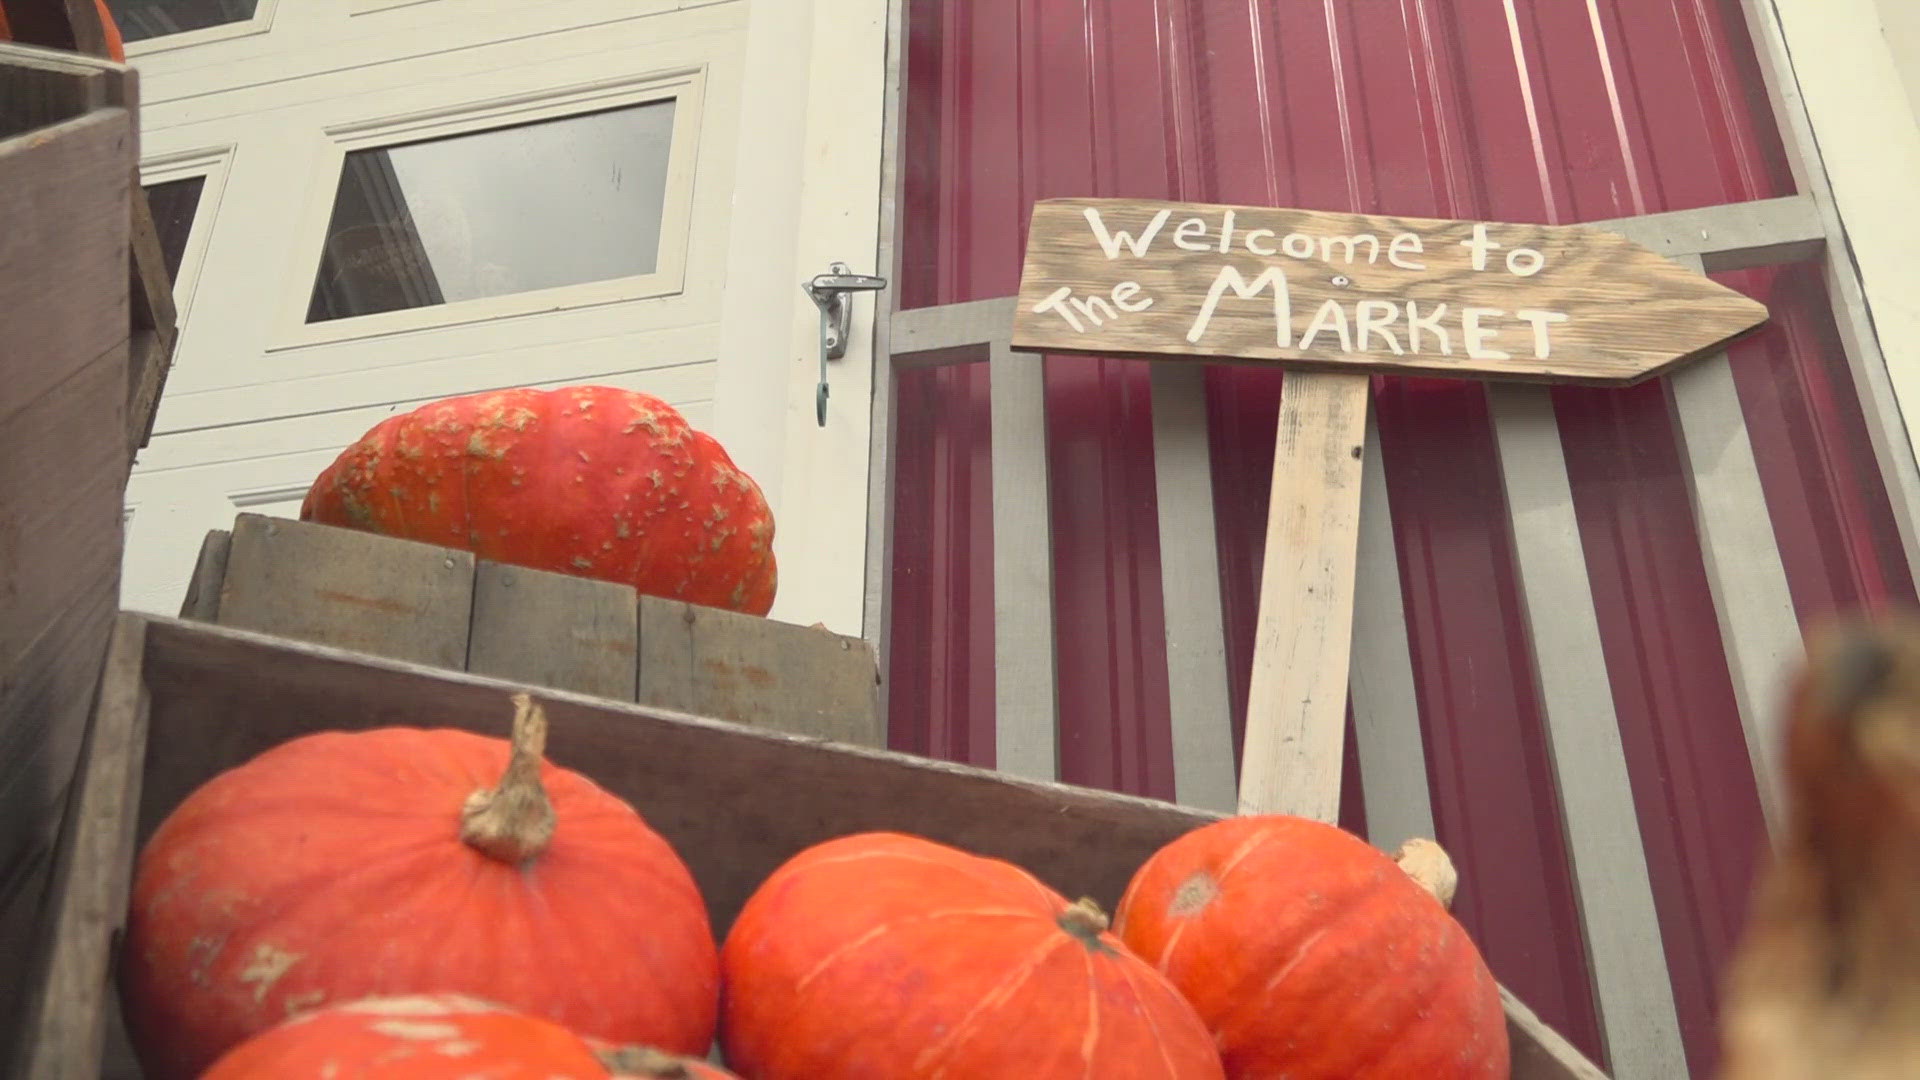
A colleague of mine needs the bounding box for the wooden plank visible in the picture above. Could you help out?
[16,616,148,1080]
[0,42,123,138]
[24,613,1610,1077]
[1597,195,1824,272]
[1484,382,1686,1079]
[890,297,1019,354]
[1236,371,1370,821]
[467,561,638,701]
[1148,361,1237,812]
[213,514,477,671]
[126,186,178,454]
[1663,255,1802,834]
[1349,408,1438,848]
[177,529,233,622]
[988,338,1060,780]
[636,598,883,747]
[1012,196,1770,386]
[1505,987,1614,1080]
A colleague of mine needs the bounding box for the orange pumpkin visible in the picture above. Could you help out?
[1113,816,1509,1078]
[588,1038,741,1079]
[302,385,776,614]
[719,831,1225,1078]
[201,994,620,1078]
[120,694,719,1080]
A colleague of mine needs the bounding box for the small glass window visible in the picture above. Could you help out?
[143,176,206,283]
[305,100,678,324]
[106,0,260,44]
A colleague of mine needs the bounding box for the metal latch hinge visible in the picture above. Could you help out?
[805,262,888,426]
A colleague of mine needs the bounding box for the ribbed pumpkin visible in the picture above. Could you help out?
[1113,816,1508,1078]
[301,385,776,615]
[119,694,719,1080]
[201,994,622,1078]
[720,831,1225,1078]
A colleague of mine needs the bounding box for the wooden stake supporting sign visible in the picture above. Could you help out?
[1011,195,1771,822]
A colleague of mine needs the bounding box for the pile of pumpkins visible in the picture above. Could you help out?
[116,690,1509,1078]
[115,387,1510,1076]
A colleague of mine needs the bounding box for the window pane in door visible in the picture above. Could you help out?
[143,176,206,283]
[106,0,260,43]
[306,100,678,324]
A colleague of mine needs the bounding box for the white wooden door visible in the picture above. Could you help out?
[121,0,891,637]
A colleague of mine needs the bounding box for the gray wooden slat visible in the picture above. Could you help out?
[18,616,148,1080]
[1349,408,1438,849]
[988,339,1060,781]
[177,530,232,622]
[1485,382,1685,1079]
[1148,362,1237,812]
[1595,195,1823,271]
[891,297,1020,355]
[467,562,639,701]
[213,514,476,671]
[635,597,884,748]
[1504,987,1613,1080]
[1663,254,1803,834]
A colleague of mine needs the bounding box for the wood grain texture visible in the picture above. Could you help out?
[468,561,638,701]
[24,614,1609,1077]
[637,597,884,747]
[0,42,123,139]
[214,514,476,670]
[177,529,232,621]
[15,616,148,1080]
[1012,196,1771,385]
[1236,372,1371,821]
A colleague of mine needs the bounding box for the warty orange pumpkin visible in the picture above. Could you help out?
[719,831,1226,1078]
[301,385,776,615]
[1113,816,1508,1078]
[119,693,719,1080]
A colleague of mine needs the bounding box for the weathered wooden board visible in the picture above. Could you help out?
[26,614,1608,1078]
[214,514,478,670]
[638,597,884,748]
[1012,196,1770,385]
[469,561,638,700]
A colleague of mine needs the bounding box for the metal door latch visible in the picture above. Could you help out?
[805,262,888,426]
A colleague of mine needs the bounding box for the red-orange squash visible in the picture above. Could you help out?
[1113,816,1508,1078]
[201,994,625,1078]
[302,385,776,615]
[120,694,719,1080]
[587,1037,741,1079]
[719,831,1226,1078]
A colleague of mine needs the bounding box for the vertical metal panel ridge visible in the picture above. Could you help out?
[1486,381,1687,1079]
[989,339,1059,781]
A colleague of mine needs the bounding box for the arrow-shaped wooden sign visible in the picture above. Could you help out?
[1013,196,1768,385]
[1011,196,1772,824]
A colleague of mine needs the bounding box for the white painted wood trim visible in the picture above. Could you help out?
[1485,381,1686,1080]
[1738,0,1920,579]
[1148,362,1237,813]
[1349,407,1438,849]
[989,339,1060,781]
[863,0,909,666]
[122,0,283,58]
[1664,253,1802,836]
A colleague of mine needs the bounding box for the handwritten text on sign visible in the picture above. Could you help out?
[1010,197,1770,385]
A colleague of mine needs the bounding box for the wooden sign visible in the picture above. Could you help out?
[1013,196,1769,385]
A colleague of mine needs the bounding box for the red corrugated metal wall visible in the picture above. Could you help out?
[887,0,1917,1074]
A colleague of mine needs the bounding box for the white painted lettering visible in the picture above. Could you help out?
[1320,234,1382,265]
[1462,308,1511,360]
[1032,287,1085,333]
[1069,293,1120,326]
[1245,229,1278,256]
[1218,210,1237,254]
[1355,301,1405,355]
[1084,207,1172,259]
[1112,281,1153,312]
[1299,299,1354,353]
[1188,265,1295,347]
[1174,217,1211,251]
[1406,301,1452,355]
[1515,309,1570,358]
[1460,223,1501,271]
[1506,247,1546,277]
[1282,233,1317,259]
[1388,233,1427,270]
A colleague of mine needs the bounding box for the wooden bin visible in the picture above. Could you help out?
[179,513,886,748]
[0,41,140,1067]
[23,613,1609,1079]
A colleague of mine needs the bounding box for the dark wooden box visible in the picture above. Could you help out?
[21,613,1607,1079]
[180,513,885,749]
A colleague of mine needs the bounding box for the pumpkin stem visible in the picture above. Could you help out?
[595,1045,692,1078]
[1058,897,1112,937]
[460,692,557,864]
[1396,838,1459,909]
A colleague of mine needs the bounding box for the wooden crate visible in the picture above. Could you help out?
[179,513,886,749]
[0,41,137,1067]
[22,613,1608,1079]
